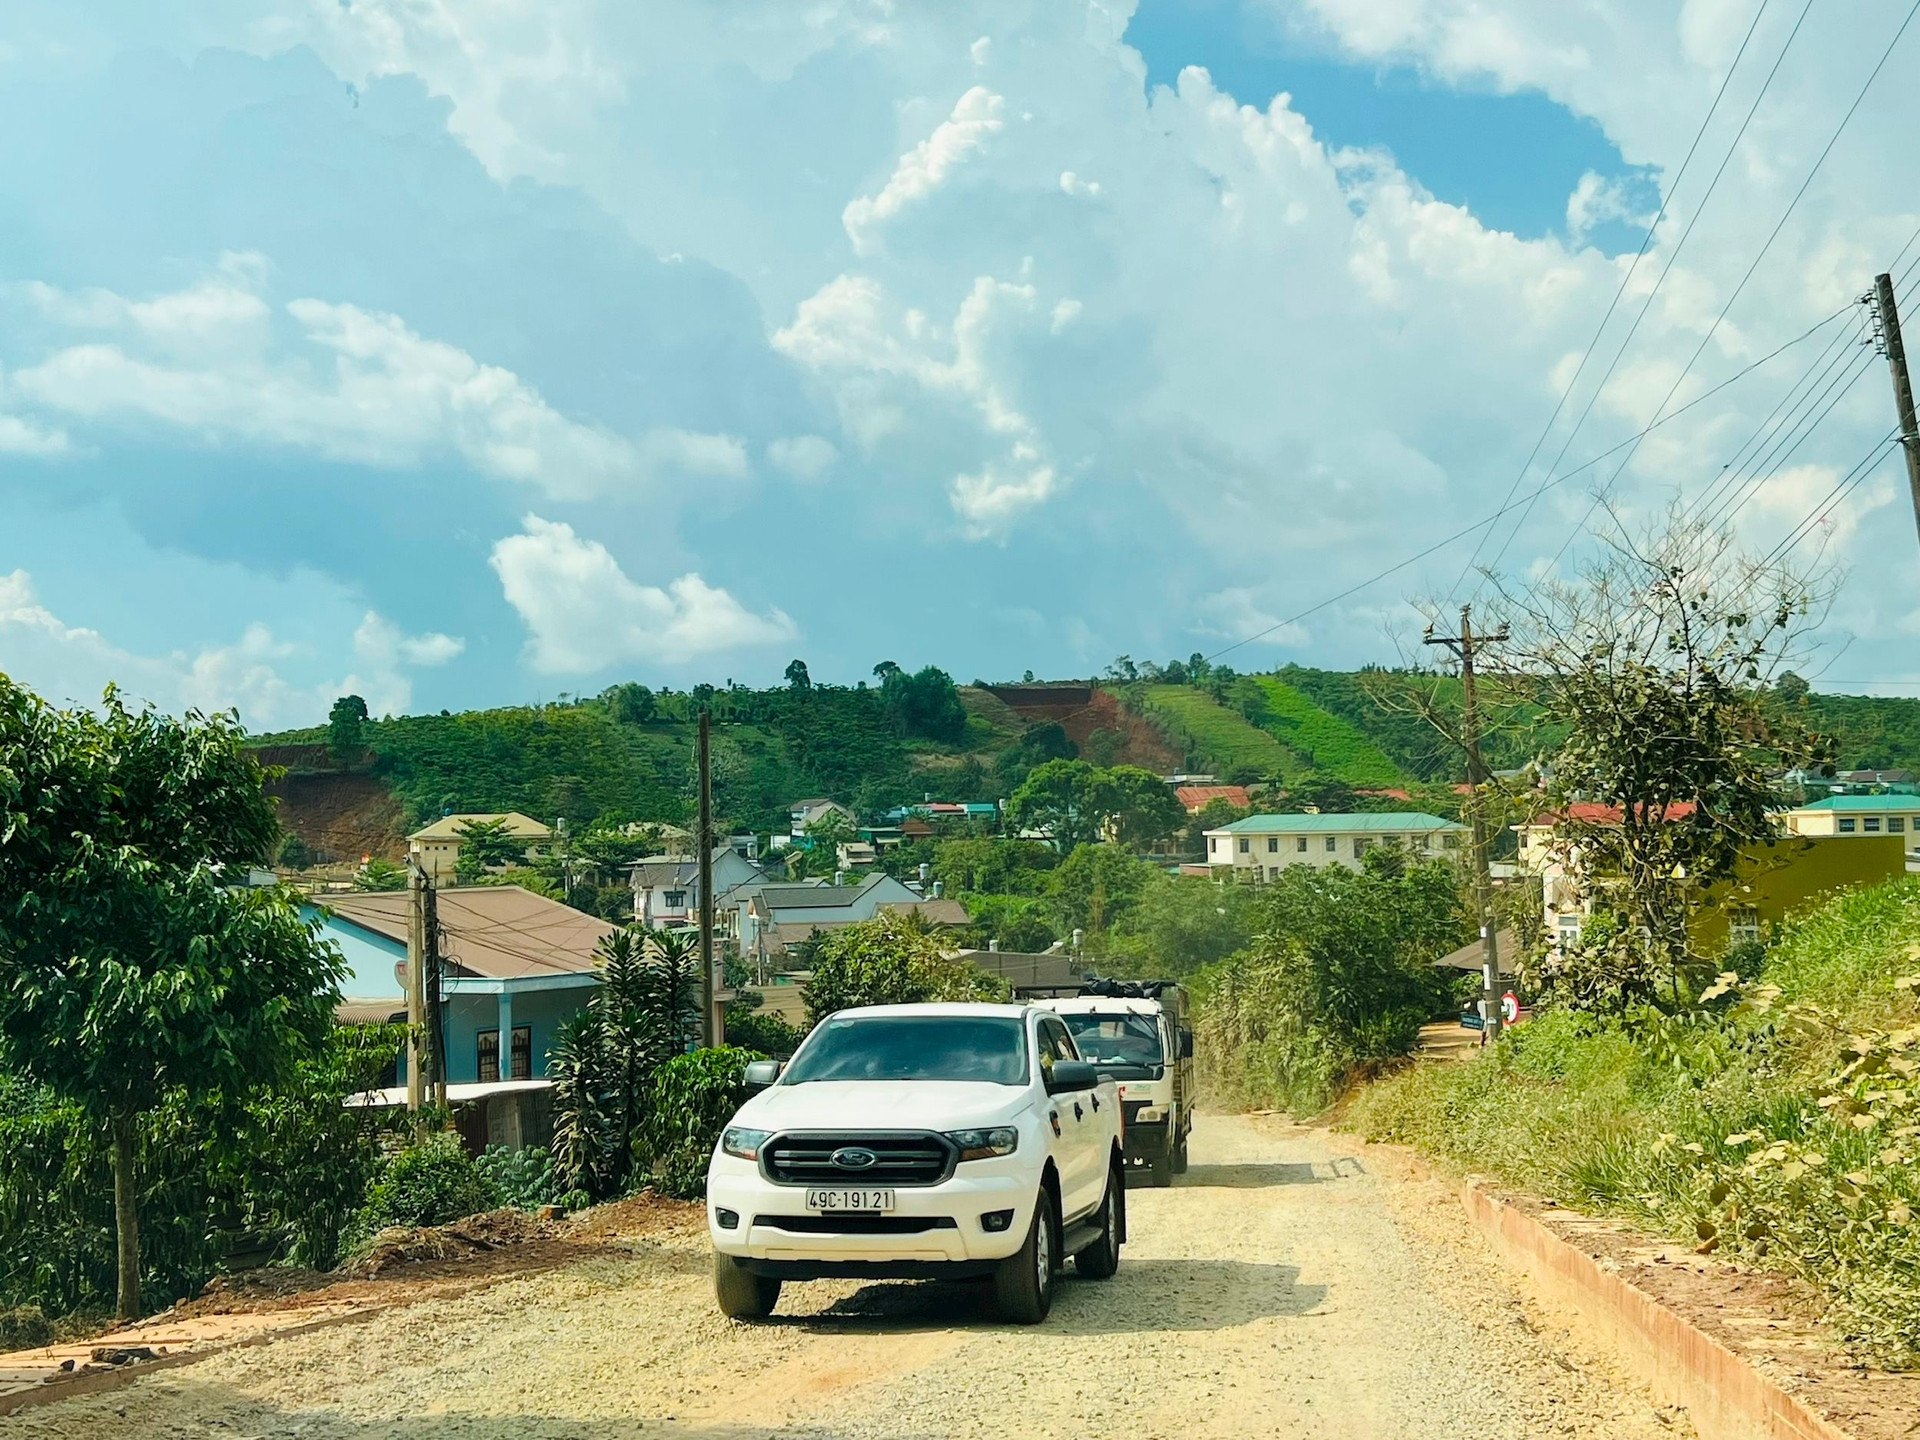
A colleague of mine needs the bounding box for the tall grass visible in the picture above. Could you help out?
[1348,877,1920,1368]
[1136,686,1295,775]
[1250,677,1404,786]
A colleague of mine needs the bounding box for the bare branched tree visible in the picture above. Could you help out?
[1489,506,1838,1010]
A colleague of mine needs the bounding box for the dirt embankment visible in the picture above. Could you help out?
[261,762,407,864]
[986,683,1184,772]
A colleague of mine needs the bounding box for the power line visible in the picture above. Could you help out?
[1201,303,1845,662]
[1474,0,1815,591]
[1448,0,1783,597]
[1521,0,1920,589]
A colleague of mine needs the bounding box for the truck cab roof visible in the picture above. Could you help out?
[1037,996,1173,1017]
[821,1001,1036,1021]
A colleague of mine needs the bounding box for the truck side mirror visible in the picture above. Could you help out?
[742,1058,783,1093]
[1045,1059,1098,1094]
[1179,1029,1194,1060]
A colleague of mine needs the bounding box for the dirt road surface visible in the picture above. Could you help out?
[4,1115,1688,1440]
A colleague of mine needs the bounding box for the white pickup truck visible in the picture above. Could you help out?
[705,1001,1126,1323]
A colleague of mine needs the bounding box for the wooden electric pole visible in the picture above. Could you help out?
[405,855,428,1136]
[424,877,446,1112]
[1425,604,1510,1042]
[697,709,717,1047]
[1870,272,1920,550]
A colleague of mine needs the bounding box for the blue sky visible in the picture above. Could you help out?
[2,0,1917,726]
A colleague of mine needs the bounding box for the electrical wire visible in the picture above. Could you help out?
[1447,0,1783,597]
[1472,0,1817,592]
[1518,0,1920,591]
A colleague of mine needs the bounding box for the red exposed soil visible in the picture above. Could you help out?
[263,768,407,864]
[986,683,1183,772]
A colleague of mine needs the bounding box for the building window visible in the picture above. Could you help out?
[1556,913,1582,949]
[1296,837,1308,852]
[1353,837,1371,857]
[1421,834,1433,848]
[1269,866,1281,881]
[477,1026,533,1083]
[1324,837,1337,852]
[1239,838,1250,853]
[663,889,687,908]
[1891,817,1906,833]
[1839,819,1857,833]
[1865,817,1883,832]
[1443,833,1462,850]
[1267,837,1279,853]
[1729,907,1761,947]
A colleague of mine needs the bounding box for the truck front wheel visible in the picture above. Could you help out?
[993,1190,1056,1324]
[1075,1162,1123,1280]
[713,1252,780,1320]
[1149,1146,1174,1187]
[1172,1129,1190,1175]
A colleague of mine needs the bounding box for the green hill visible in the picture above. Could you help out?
[1132,685,1300,777]
[1249,676,1403,786]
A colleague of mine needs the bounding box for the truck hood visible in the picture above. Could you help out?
[735,1081,1033,1133]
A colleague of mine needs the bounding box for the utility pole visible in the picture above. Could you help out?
[1425,604,1510,1042]
[405,855,428,1136]
[697,708,718,1047]
[1869,273,1920,551]
[424,877,446,1112]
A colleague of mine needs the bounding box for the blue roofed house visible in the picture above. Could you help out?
[312,884,610,1086]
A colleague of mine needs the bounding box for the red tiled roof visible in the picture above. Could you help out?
[1175,785,1251,812]
[1531,801,1699,826]
[1357,787,1412,801]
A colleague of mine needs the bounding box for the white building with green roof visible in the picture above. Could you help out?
[1204,812,1467,879]
[1784,793,1920,849]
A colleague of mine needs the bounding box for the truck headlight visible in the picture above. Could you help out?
[946,1127,1019,1161]
[1135,1106,1165,1124]
[721,1126,771,1161]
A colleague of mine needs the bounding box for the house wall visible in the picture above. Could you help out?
[1783,807,1920,842]
[309,911,405,998]
[1206,828,1463,877]
[399,983,600,1085]
[1693,835,1905,951]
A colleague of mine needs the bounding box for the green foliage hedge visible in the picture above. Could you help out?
[349,1133,504,1244]
[643,1047,764,1200]
[1133,685,1295,776]
[1250,677,1403,787]
[1348,877,1920,1368]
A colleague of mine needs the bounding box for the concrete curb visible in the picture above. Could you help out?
[1460,1177,1855,1440]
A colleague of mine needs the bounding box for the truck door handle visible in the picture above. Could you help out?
[1090,1094,1100,1111]
[1073,1102,1084,1121]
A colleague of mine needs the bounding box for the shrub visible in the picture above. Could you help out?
[803,913,1010,1027]
[722,1005,804,1056]
[1347,877,1920,1368]
[350,1134,502,1241]
[473,1145,559,1210]
[0,1304,53,1349]
[641,1047,763,1200]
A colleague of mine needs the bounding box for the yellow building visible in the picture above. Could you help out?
[1520,806,1903,958]
[406,811,557,884]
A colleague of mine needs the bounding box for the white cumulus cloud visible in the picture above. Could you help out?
[489,514,797,673]
[8,263,743,500]
[0,569,460,726]
[843,85,1006,254]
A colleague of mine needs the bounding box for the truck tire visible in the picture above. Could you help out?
[993,1190,1056,1324]
[713,1252,780,1320]
[1075,1163,1123,1280]
[1149,1146,1174,1187]
[1172,1129,1190,1175]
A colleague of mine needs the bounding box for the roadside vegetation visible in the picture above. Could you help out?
[1352,877,1920,1367]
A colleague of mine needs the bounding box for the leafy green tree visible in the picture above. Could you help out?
[1046,843,1156,937]
[0,680,342,1318]
[930,837,1057,895]
[997,721,1077,781]
[803,914,1010,1026]
[603,682,657,724]
[1007,758,1101,850]
[1109,873,1259,976]
[327,694,369,762]
[875,663,969,744]
[277,833,313,870]
[784,658,812,691]
[454,816,530,880]
[1093,764,1187,848]
[353,857,408,891]
[1278,777,1357,814]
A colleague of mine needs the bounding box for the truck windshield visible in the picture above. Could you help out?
[782,1015,1030,1085]
[1060,1012,1163,1067]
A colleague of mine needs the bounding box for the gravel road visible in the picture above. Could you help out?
[5,1114,1690,1440]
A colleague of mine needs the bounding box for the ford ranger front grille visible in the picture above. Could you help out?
[760,1131,957,1186]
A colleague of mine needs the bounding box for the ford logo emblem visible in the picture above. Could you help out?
[830,1146,879,1170]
